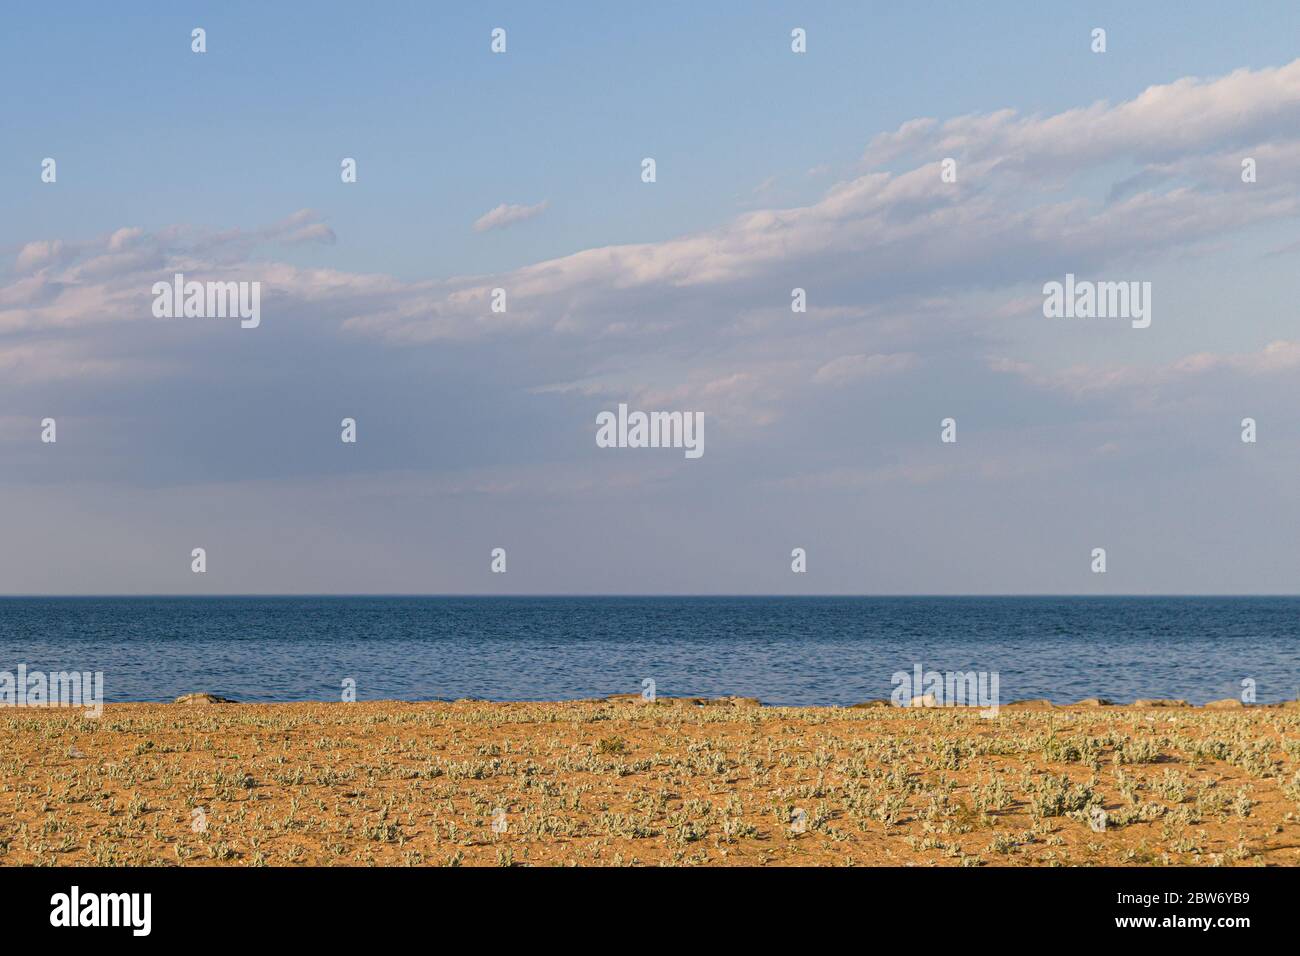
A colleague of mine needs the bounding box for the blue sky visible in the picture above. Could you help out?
[3,3,1300,593]
[8,0,1299,280]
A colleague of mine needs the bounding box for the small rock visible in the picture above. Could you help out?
[603,693,643,704]
[604,694,758,708]
[173,692,235,705]
[681,696,753,707]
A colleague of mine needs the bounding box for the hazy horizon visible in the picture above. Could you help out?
[5,593,1300,599]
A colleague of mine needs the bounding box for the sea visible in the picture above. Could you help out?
[0,596,1296,706]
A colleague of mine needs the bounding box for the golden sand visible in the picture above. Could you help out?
[2,698,1298,866]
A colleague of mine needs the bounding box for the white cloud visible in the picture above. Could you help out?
[15,240,68,274]
[863,60,1300,174]
[4,58,1300,487]
[813,352,918,386]
[992,340,1300,398]
[473,200,550,233]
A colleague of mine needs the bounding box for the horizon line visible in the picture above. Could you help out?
[3,593,1299,600]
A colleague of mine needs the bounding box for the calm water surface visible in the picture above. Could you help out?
[1,596,1296,706]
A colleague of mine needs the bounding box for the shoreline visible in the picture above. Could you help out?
[94,697,1300,712]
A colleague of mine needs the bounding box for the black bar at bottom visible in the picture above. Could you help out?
[0,864,1284,942]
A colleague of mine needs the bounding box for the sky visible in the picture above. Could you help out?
[2,1,1300,594]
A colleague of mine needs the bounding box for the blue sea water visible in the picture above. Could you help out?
[0,596,1296,706]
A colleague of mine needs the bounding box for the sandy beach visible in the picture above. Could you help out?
[2,697,1298,867]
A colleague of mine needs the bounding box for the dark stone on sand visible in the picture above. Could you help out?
[604,693,760,707]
